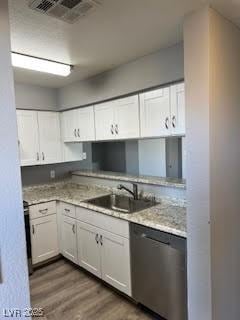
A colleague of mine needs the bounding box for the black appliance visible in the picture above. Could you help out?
[23,201,33,275]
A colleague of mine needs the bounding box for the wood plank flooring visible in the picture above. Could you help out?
[30,259,157,320]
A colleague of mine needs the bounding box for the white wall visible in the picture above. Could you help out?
[0,0,30,310]
[184,6,240,320]
[58,43,184,109]
[15,82,58,110]
[184,7,212,320]
[209,9,240,319]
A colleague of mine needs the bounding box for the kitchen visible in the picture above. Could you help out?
[1,1,240,320]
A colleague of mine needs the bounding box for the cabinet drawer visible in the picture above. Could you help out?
[59,202,76,218]
[76,206,129,239]
[29,201,57,220]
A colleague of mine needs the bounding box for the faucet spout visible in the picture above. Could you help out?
[117,183,138,200]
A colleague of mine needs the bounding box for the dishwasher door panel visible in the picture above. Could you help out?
[131,233,170,319]
[130,223,187,320]
[168,245,187,320]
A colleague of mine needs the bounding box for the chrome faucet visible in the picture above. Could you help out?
[117,183,138,200]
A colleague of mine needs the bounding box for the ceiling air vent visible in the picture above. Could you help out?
[28,0,102,23]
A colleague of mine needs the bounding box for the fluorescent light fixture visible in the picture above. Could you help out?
[11,52,72,77]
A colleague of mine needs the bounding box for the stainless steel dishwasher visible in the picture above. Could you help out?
[130,223,187,320]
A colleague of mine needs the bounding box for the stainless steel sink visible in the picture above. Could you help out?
[85,194,156,214]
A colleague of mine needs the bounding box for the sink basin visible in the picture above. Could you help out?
[85,194,156,214]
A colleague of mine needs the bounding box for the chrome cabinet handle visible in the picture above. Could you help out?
[99,235,103,246]
[42,152,45,161]
[77,129,80,137]
[165,117,169,130]
[37,152,39,161]
[72,224,75,234]
[111,125,114,135]
[32,225,35,234]
[172,115,176,128]
[39,208,48,214]
[74,129,77,137]
[95,234,99,244]
[115,124,118,134]
[64,208,70,213]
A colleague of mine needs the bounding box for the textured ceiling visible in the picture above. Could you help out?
[8,0,240,88]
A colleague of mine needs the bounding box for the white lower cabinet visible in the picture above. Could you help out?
[60,215,78,263]
[75,207,131,296]
[77,221,102,278]
[31,214,59,265]
[101,230,131,295]
[58,204,131,296]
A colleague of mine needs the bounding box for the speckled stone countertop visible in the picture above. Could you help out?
[23,181,187,238]
[72,170,186,189]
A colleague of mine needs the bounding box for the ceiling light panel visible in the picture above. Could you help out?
[11,52,71,77]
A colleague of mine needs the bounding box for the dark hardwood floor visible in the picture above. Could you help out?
[30,259,156,320]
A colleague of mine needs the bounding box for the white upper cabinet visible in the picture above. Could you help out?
[17,110,40,166]
[114,96,139,140]
[140,87,171,138]
[170,83,185,136]
[61,109,77,142]
[62,142,83,163]
[77,106,95,141]
[94,101,115,141]
[61,106,95,142]
[140,83,185,138]
[94,95,139,141]
[38,112,62,164]
[17,110,62,166]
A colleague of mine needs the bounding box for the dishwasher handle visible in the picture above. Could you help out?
[141,233,170,245]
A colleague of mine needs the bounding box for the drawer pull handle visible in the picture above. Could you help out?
[32,225,35,234]
[99,235,103,246]
[64,208,70,213]
[39,209,48,214]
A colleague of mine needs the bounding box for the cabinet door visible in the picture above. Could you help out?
[94,102,115,141]
[60,215,77,263]
[101,230,131,296]
[31,215,59,265]
[77,221,101,278]
[76,106,95,142]
[60,110,78,142]
[16,110,40,166]
[140,87,171,138]
[170,83,185,136]
[62,142,83,162]
[38,112,62,164]
[114,96,140,140]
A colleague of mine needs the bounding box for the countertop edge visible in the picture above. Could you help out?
[72,171,186,190]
